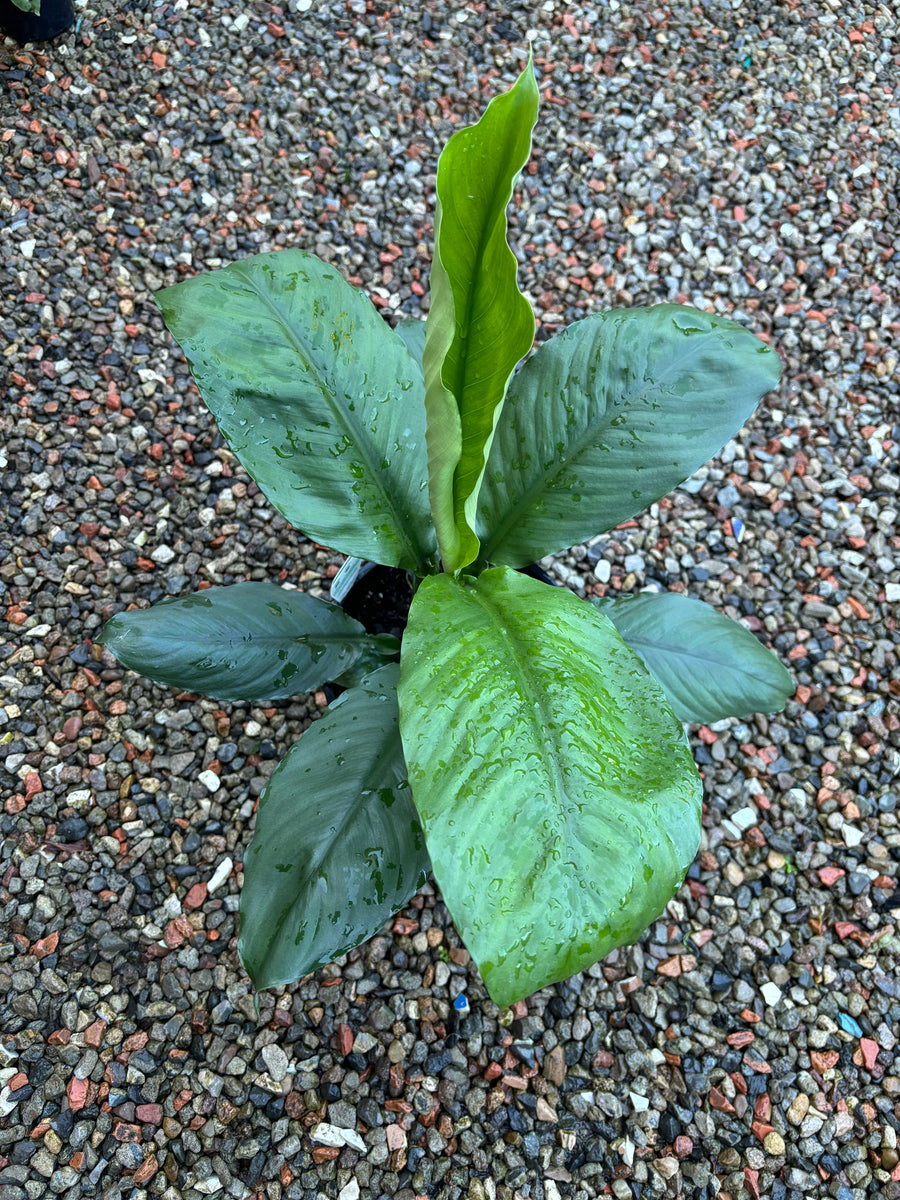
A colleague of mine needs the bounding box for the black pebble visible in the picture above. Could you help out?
[56,816,88,842]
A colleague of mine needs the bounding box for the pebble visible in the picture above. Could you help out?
[760,982,783,1007]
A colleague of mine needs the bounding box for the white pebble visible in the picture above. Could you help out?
[198,769,221,793]
[150,545,176,565]
[310,1122,367,1152]
[207,856,233,894]
[842,823,864,848]
[731,806,759,832]
[761,982,783,1007]
[629,1092,650,1112]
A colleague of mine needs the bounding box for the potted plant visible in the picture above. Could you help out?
[100,55,792,1008]
[0,0,75,42]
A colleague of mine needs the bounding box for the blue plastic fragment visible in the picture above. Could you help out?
[838,1012,863,1039]
[453,993,470,1019]
[731,517,745,543]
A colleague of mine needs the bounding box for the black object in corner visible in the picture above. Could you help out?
[0,0,75,43]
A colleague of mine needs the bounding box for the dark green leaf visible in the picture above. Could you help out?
[479,305,782,565]
[594,592,793,723]
[156,250,436,572]
[99,582,378,702]
[238,665,430,990]
[423,59,539,573]
[331,635,401,688]
[398,567,701,1007]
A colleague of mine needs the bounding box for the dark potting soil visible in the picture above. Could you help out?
[334,562,414,639]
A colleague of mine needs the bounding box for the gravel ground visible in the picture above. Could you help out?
[2,2,899,1199]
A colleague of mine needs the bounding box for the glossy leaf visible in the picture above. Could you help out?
[99,582,382,702]
[478,305,782,566]
[239,665,430,990]
[331,634,401,689]
[594,592,794,724]
[398,567,701,1007]
[156,250,436,572]
[423,58,539,573]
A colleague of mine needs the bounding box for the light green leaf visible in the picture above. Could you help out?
[398,567,701,1007]
[11,0,41,12]
[394,318,426,369]
[423,59,539,573]
[479,305,782,566]
[239,665,430,990]
[99,582,380,702]
[156,250,436,572]
[594,592,793,724]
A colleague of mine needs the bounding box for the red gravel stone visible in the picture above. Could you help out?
[183,883,207,910]
[83,1020,106,1048]
[66,1077,90,1110]
[859,1038,880,1070]
[113,1122,142,1142]
[335,1023,354,1056]
[132,1155,158,1183]
[708,1087,735,1113]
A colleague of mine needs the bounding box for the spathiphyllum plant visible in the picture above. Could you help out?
[100,57,792,1008]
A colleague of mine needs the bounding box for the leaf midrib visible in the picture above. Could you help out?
[467,586,584,885]
[239,261,425,568]
[622,631,783,688]
[440,95,534,527]
[480,315,732,560]
[130,629,375,650]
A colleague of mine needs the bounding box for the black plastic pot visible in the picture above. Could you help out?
[325,561,556,702]
[0,0,75,42]
[335,560,557,637]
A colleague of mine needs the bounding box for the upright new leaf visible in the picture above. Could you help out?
[423,59,539,573]
[594,592,794,724]
[479,305,781,565]
[156,250,436,572]
[239,665,430,990]
[398,568,701,1007]
[99,582,380,702]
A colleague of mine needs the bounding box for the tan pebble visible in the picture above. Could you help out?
[652,1156,680,1180]
[764,1131,786,1155]
[786,1093,810,1125]
[543,1045,566,1086]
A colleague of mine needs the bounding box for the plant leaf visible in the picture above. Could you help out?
[156,250,436,572]
[398,567,701,1007]
[238,664,430,990]
[423,58,539,573]
[478,305,782,566]
[594,592,794,724]
[331,635,401,689]
[394,318,426,369]
[11,0,42,12]
[99,582,380,702]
